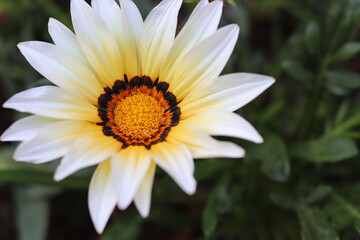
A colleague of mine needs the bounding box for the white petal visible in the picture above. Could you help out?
[88,160,117,234]
[1,115,57,142]
[151,142,196,195]
[111,147,152,210]
[118,0,144,77]
[140,0,182,78]
[91,0,122,29]
[90,0,126,76]
[134,161,156,218]
[181,73,275,118]
[48,18,87,63]
[161,0,222,82]
[186,110,263,143]
[91,0,143,78]
[168,121,245,159]
[71,0,123,86]
[3,86,99,122]
[14,120,98,163]
[18,41,103,104]
[169,24,239,99]
[54,133,120,181]
[188,0,210,18]
[119,0,143,39]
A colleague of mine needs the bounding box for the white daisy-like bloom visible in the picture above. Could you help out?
[1,0,274,233]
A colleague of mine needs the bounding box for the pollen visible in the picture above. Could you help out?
[113,92,165,140]
[98,76,180,148]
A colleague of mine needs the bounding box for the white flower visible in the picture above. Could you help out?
[1,0,274,233]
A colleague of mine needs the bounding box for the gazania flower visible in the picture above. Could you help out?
[1,0,274,233]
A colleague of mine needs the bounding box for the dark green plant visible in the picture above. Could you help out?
[0,0,359,239]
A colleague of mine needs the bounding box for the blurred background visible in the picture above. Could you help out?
[0,0,360,239]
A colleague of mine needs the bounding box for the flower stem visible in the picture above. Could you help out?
[296,57,329,139]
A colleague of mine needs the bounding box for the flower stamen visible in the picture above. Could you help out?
[114,92,165,140]
[97,75,180,149]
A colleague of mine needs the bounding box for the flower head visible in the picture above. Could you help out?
[1,0,274,233]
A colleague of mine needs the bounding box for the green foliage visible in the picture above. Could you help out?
[14,185,58,240]
[297,205,339,240]
[291,137,358,162]
[0,0,359,239]
[100,214,142,240]
[247,132,290,182]
[326,70,360,95]
[305,22,321,57]
[330,42,360,63]
[282,60,314,82]
[304,185,333,204]
[325,187,360,231]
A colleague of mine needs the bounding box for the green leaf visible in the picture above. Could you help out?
[257,100,285,125]
[248,133,290,182]
[282,60,314,82]
[100,215,142,240]
[282,1,315,21]
[297,205,339,240]
[326,70,360,90]
[202,189,218,237]
[305,185,333,204]
[323,0,360,54]
[195,158,235,181]
[305,22,321,56]
[324,186,360,231]
[332,108,360,137]
[269,193,296,209]
[326,84,348,96]
[332,194,360,221]
[202,174,231,237]
[215,185,233,214]
[14,185,56,240]
[291,137,358,162]
[331,42,360,63]
[334,101,350,127]
[225,0,237,7]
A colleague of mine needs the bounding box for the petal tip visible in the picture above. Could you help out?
[95,228,104,235]
[249,131,264,144]
[91,216,106,234]
[117,199,132,210]
[54,166,67,181]
[17,41,35,53]
[212,0,223,7]
[270,79,276,86]
[266,77,276,86]
[255,136,264,144]
[71,0,87,12]
[138,208,150,218]
[16,42,25,50]
[185,184,197,195]
[229,23,240,32]
[232,145,245,158]
[2,98,15,110]
[13,152,35,163]
[48,17,59,30]
[13,148,29,161]
[90,210,108,235]
[48,17,55,25]
[183,179,197,195]
[0,131,12,142]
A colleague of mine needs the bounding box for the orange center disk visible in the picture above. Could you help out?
[97,75,181,149]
